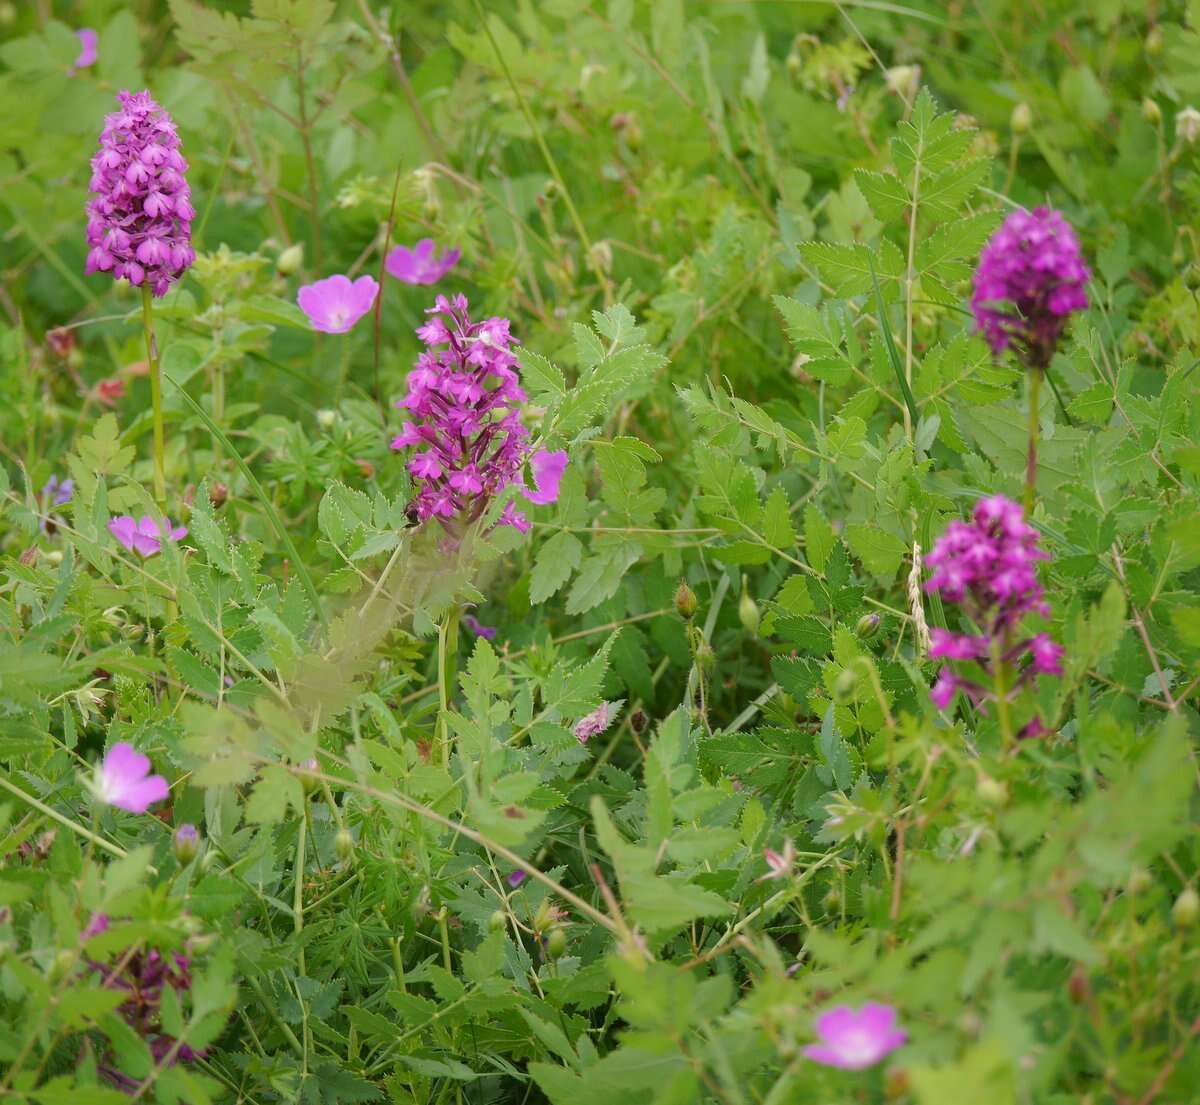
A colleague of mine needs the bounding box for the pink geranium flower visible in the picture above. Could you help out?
[297,275,379,334]
[96,742,169,813]
[75,28,98,69]
[385,239,461,285]
[109,515,187,558]
[802,1003,907,1071]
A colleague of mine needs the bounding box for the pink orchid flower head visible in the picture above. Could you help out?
[297,274,379,334]
[802,1003,907,1071]
[108,514,187,558]
[96,742,169,814]
[386,239,461,285]
[75,28,99,69]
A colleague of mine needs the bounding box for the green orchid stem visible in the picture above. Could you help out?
[141,284,167,509]
[1024,367,1042,517]
[437,605,462,769]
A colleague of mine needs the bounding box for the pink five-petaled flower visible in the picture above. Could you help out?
[108,514,187,558]
[462,613,498,641]
[385,239,461,285]
[389,295,567,531]
[802,1003,907,1071]
[75,29,99,69]
[86,91,195,297]
[971,206,1089,366]
[573,700,621,744]
[96,742,169,814]
[297,274,379,334]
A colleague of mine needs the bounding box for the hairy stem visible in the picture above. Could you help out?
[141,284,167,508]
[1024,366,1042,515]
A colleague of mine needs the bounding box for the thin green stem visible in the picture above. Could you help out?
[141,284,167,508]
[1025,367,1042,515]
[0,774,128,861]
[437,605,462,769]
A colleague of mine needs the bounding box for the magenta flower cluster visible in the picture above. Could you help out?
[83,914,205,1089]
[926,495,1063,734]
[86,90,195,298]
[971,206,1089,364]
[391,295,566,531]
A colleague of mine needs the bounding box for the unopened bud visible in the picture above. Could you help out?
[694,641,715,672]
[1126,867,1152,895]
[173,823,202,865]
[855,613,880,639]
[45,550,64,566]
[276,242,304,276]
[1142,98,1162,125]
[208,482,229,508]
[1172,886,1199,927]
[335,827,355,861]
[630,708,648,734]
[1011,102,1032,134]
[1175,106,1200,145]
[316,409,337,430]
[738,587,761,637]
[674,579,697,620]
[1145,25,1163,56]
[545,926,567,959]
[831,669,857,705]
[533,899,557,933]
[489,910,507,933]
[1067,966,1091,1004]
[976,775,1008,807]
[884,65,919,100]
[588,240,613,275]
[297,758,320,795]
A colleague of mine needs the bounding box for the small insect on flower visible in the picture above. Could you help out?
[296,274,379,334]
[802,1003,907,1071]
[108,515,187,558]
[94,742,169,814]
[385,239,461,285]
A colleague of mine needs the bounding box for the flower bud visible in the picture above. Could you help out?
[208,481,229,508]
[1176,106,1200,145]
[630,708,648,734]
[674,579,697,620]
[694,641,715,673]
[1126,867,1152,895]
[1067,966,1090,1004]
[1145,25,1163,56]
[489,910,508,933]
[297,758,320,795]
[1011,102,1032,134]
[738,586,760,637]
[316,409,337,430]
[533,899,557,933]
[855,613,881,639]
[45,550,64,567]
[1142,98,1162,125]
[1172,886,1199,928]
[173,823,202,865]
[884,65,919,100]
[976,775,1008,807]
[335,827,355,862]
[50,948,77,982]
[545,926,568,959]
[831,669,857,705]
[277,242,304,276]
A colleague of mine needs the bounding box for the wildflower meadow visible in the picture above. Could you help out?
[1,2,1199,1102]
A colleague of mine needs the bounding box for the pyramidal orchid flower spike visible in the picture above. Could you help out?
[971,206,1089,367]
[925,494,1063,739]
[297,274,379,334]
[108,515,187,558]
[86,91,195,298]
[386,239,461,285]
[95,742,169,814]
[390,294,568,531]
[802,1003,907,1070]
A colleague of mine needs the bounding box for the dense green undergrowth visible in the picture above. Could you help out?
[1,1,1198,1102]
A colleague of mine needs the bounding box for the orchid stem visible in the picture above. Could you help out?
[1024,367,1042,516]
[437,604,461,769]
[141,284,167,510]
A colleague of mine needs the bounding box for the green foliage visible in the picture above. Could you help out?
[1,1,1199,1103]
